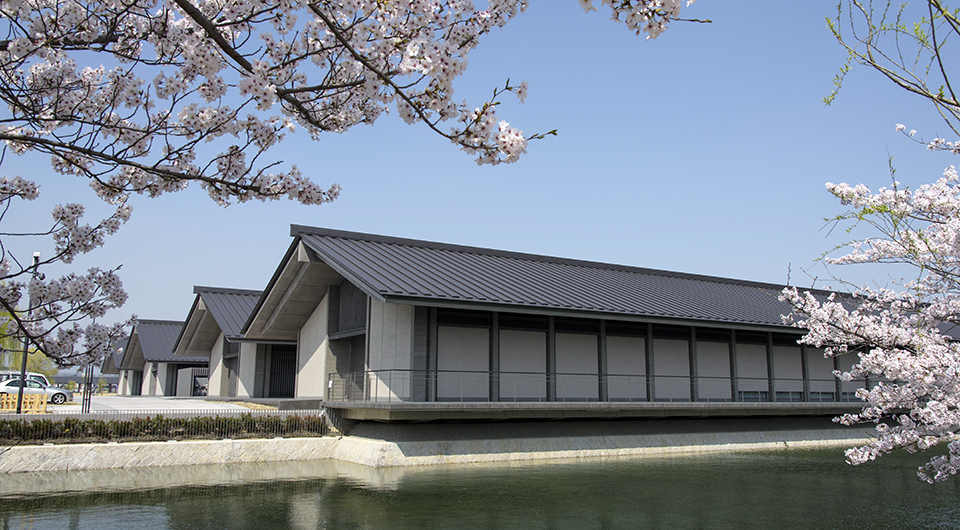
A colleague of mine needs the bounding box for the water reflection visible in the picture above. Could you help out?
[2,450,959,530]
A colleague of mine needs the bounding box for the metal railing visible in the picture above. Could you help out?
[327,370,871,404]
[0,409,330,445]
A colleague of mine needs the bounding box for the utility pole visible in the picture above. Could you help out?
[16,252,41,414]
[81,364,94,413]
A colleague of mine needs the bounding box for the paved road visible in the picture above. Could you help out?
[48,395,250,413]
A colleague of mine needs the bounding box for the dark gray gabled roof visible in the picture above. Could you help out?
[100,339,126,374]
[289,225,809,329]
[197,286,263,338]
[136,320,188,362]
[173,286,263,356]
[120,320,207,367]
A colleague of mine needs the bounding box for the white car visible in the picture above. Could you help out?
[0,378,73,404]
[0,370,52,387]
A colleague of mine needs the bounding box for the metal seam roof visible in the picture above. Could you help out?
[293,226,812,328]
[195,286,263,339]
[133,320,206,363]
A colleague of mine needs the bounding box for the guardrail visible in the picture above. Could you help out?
[0,409,330,445]
[327,370,871,404]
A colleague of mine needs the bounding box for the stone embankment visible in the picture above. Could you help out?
[0,416,873,473]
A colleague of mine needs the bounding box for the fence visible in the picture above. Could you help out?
[0,409,331,446]
[328,370,873,404]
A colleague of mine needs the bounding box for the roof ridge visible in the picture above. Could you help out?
[193,285,264,296]
[292,225,821,293]
[134,319,184,326]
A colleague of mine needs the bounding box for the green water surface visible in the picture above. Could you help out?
[2,449,958,530]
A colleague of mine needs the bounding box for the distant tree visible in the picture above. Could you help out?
[0,0,703,367]
[780,0,960,482]
[0,348,59,380]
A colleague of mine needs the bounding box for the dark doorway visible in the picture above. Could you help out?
[269,344,296,398]
[130,371,143,396]
[225,357,238,397]
[163,367,174,396]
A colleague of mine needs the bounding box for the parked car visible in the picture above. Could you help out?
[0,378,72,404]
[0,370,52,387]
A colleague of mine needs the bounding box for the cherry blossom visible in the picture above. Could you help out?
[780,168,960,482]
[0,1,699,366]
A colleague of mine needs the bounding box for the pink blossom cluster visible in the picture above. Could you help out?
[0,198,133,367]
[0,0,694,201]
[780,165,960,482]
[0,1,693,367]
[579,0,696,39]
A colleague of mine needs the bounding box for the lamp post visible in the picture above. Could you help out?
[16,252,41,414]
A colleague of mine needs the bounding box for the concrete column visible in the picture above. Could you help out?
[411,306,429,402]
[254,344,267,398]
[207,334,224,397]
[800,343,810,402]
[688,327,699,402]
[489,312,500,402]
[645,323,654,401]
[598,320,608,402]
[766,332,776,402]
[547,316,556,402]
[427,307,438,402]
[834,355,843,402]
[729,330,739,402]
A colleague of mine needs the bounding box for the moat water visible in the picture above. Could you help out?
[1,448,958,530]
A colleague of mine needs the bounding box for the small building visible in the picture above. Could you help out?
[116,319,208,396]
[172,286,272,398]
[100,347,123,378]
[241,226,865,421]
[53,373,119,393]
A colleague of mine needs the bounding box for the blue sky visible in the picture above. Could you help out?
[6,1,957,324]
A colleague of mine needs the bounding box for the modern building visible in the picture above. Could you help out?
[99,345,123,377]
[172,286,271,398]
[116,319,208,396]
[53,373,119,393]
[241,225,865,421]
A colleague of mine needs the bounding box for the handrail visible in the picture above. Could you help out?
[326,369,872,404]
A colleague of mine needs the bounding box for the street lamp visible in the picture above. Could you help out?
[15,252,40,414]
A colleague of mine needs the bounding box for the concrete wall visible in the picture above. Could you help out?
[298,292,329,399]
[696,341,731,401]
[437,326,489,401]
[774,345,803,396]
[0,418,876,473]
[556,333,599,401]
[736,343,768,396]
[837,352,863,399]
[143,363,157,396]
[150,363,175,397]
[500,330,546,401]
[207,334,225,397]
[367,300,414,401]
[806,347,834,396]
[176,367,194,396]
[653,339,689,401]
[321,301,842,406]
[607,335,646,400]
[161,363,174,396]
[237,342,258,398]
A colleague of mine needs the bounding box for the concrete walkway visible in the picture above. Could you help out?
[48,395,250,413]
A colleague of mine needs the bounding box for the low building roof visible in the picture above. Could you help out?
[119,320,206,369]
[100,344,124,374]
[53,374,119,385]
[173,286,263,357]
[244,226,823,341]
